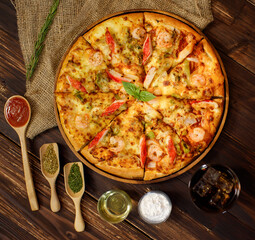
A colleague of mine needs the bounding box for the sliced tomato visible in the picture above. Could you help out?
[66,75,87,93]
[142,34,152,65]
[102,100,126,116]
[167,137,177,164]
[140,134,147,168]
[88,129,109,149]
[143,67,156,89]
[106,69,132,83]
[105,28,115,54]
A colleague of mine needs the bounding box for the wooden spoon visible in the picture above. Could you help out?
[40,143,61,212]
[64,162,85,232]
[4,95,39,211]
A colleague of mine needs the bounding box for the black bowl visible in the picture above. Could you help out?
[188,164,241,213]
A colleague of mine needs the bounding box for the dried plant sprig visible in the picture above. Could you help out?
[26,0,60,80]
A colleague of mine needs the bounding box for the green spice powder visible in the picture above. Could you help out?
[68,163,83,193]
[42,144,58,174]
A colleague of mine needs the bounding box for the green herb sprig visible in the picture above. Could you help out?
[26,0,60,80]
[122,82,156,102]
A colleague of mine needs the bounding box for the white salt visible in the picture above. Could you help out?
[139,192,172,223]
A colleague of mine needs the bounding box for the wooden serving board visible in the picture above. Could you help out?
[54,9,229,184]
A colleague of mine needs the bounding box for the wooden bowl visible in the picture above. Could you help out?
[54,9,229,184]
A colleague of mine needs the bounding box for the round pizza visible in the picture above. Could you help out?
[55,12,225,181]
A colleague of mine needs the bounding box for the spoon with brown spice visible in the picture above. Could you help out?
[40,143,61,212]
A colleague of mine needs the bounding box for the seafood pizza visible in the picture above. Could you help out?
[55,12,225,180]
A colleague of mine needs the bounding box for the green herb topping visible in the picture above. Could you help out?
[147,131,155,139]
[122,82,156,102]
[68,163,83,193]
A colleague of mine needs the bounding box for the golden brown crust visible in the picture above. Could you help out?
[83,13,144,41]
[200,39,225,97]
[144,160,190,180]
[144,12,201,41]
[56,37,88,92]
[80,146,100,164]
[96,162,144,179]
[55,94,86,151]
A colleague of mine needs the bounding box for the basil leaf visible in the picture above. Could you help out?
[122,82,156,102]
[122,81,139,97]
[139,91,156,102]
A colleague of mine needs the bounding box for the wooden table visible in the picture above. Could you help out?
[1,1,255,239]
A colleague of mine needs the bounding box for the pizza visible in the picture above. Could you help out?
[55,12,225,181]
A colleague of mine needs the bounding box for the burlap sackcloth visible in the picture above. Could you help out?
[15,0,213,139]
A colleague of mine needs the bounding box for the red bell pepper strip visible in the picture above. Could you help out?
[167,137,177,164]
[106,69,132,83]
[142,34,152,65]
[190,99,212,105]
[105,28,115,54]
[140,134,147,168]
[88,129,109,149]
[66,75,87,93]
[102,100,126,116]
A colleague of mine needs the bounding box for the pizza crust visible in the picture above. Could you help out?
[144,12,201,41]
[144,160,190,180]
[96,162,144,179]
[55,37,88,92]
[201,39,225,97]
[80,146,101,164]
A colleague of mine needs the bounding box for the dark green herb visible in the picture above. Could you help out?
[95,73,109,92]
[42,144,58,174]
[122,82,156,102]
[114,94,121,100]
[26,0,60,80]
[111,125,120,135]
[181,140,190,154]
[68,163,83,193]
[74,90,84,101]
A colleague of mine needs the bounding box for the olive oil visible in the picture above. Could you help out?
[97,190,132,223]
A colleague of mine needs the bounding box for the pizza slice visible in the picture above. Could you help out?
[80,102,149,179]
[56,36,138,98]
[147,39,225,98]
[143,120,193,181]
[148,96,224,155]
[83,13,146,89]
[142,12,201,90]
[55,92,132,151]
[56,36,108,93]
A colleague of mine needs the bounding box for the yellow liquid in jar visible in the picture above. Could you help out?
[97,190,132,223]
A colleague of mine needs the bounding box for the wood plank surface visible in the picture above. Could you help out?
[1,0,255,239]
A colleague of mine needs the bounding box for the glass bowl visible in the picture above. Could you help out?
[188,164,241,213]
[138,191,172,224]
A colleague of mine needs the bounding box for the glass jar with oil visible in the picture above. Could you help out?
[97,190,132,223]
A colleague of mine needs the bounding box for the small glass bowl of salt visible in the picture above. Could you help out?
[138,191,172,224]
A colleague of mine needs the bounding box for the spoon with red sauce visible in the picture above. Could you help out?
[4,95,39,211]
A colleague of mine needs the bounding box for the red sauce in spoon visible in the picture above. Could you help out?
[5,96,30,127]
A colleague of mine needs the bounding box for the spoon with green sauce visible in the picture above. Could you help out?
[40,143,60,212]
[64,162,85,232]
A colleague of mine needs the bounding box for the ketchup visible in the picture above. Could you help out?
[5,96,30,128]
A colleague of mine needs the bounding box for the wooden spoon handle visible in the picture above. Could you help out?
[50,181,61,212]
[19,132,39,211]
[74,199,85,232]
